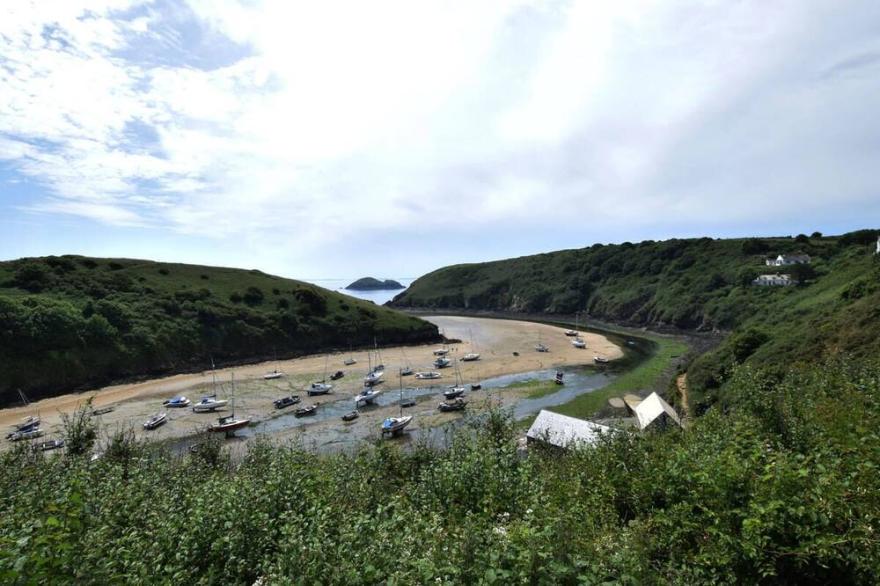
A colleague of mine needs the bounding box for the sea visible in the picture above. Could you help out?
[301,278,416,306]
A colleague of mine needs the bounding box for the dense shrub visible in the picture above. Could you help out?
[0,360,877,584]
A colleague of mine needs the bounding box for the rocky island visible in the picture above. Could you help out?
[346,277,405,290]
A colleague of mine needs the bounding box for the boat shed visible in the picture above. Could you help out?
[526,410,610,449]
[633,392,682,431]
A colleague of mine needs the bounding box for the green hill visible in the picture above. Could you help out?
[0,256,439,406]
[391,230,880,408]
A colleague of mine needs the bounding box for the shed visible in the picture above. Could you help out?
[633,392,682,431]
[526,410,610,449]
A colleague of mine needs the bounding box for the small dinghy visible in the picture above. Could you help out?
[344,357,357,366]
[36,438,65,451]
[192,396,228,412]
[444,387,466,400]
[341,410,359,422]
[294,405,317,418]
[399,366,414,376]
[415,371,441,380]
[432,348,449,356]
[143,412,168,430]
[461,353,480,361]
[564,329,577,336]
[433,357,451,369]
[91,406,115,417]
[438,399,467,412]
[330,370,345,380]
[163,396,191,408]
[555,371,564,385]
[470,383,482,391]
[571,337,586,349]
[535,343,549,353]
[593,356,609,364]
[263,370,284,380]
[273,395,301,409]
[381,415,412,436]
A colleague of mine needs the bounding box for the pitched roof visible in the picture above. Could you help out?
[526,410,610,448]
[634,392,682,430]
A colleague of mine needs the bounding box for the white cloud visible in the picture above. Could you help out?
[0,0,878,276]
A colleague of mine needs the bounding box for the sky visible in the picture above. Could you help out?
[1,0,878,281]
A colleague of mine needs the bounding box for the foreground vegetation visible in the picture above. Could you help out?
[392,230,880,409]
[0,256,439,407]
[1,359,877,584]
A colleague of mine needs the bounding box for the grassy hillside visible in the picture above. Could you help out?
[0,256,439,406]
[2,358,877,584]
[392,230,880,407]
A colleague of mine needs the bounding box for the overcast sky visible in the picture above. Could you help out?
[1,0,878,280]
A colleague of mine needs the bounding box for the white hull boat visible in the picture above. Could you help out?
[144,412,168,430]
[192,398,228,412]
[461,353,480,361]
[381,415,412,436]
[415,371,441,380]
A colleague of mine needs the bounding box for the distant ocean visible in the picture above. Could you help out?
[301,278,416,305]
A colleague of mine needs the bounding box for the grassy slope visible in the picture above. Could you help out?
[392,232,880,407]
[2,358,877,584]
[0,256,439,406]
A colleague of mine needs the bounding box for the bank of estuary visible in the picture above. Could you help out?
[1,316,637,454]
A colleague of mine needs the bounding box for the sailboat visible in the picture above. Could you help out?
[363,346,384,386]
[263,348,285,379]
[461,329,480,361]
[571,314,586,348]
[309,355,334,395]
[11,390,40,432]
[193,363,228,412]
[444,360,466,400]
[344,343,357,366]
[208,373,250,436]
[399,348,413,376]
[381,371,412,437]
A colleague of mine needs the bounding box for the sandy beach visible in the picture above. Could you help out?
[1,316,621,450]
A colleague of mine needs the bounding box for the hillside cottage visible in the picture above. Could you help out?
[765,254,811,266]
[633,392,682,431]
[753,273,796,286]
[526,410,610,449]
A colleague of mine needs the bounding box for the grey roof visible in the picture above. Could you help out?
[526,410,610,448]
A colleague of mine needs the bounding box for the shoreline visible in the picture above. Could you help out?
[1,316,623,450]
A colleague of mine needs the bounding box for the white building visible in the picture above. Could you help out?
[765,254,811,267]
[753,273,796,286]
[526,410,610,449]
[633,392,682,431]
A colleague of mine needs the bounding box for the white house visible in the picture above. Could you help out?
[876,236,879,255]
[526,410,611,449]
[753,273,796,287]
[633,392,682,431]
[765,254,811,267]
